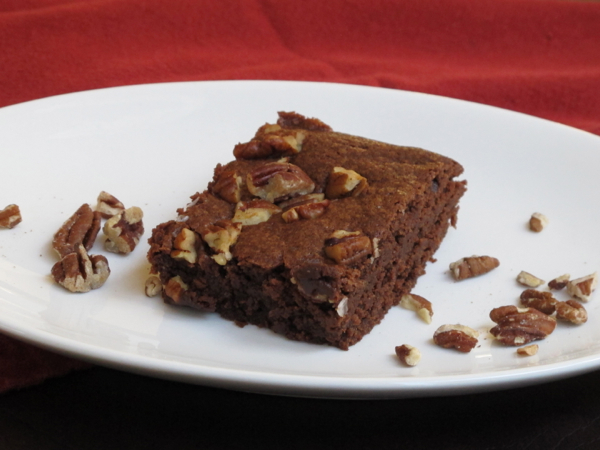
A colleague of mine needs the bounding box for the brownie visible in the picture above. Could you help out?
[147,112,466,350]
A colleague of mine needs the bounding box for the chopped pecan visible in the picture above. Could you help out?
[548,274,570,290]
[517,345,539,356]
[212,170,243,204]
[0,204,22,229]
[145,275,163,297]
[279,194,330,222]
[556,300,588,325]
[519,289,558,315]
[566,272,598,302]
[324,230,372,265]
[395,344,421,366]
[449,255,499,281]
[201,220,242,265]
[325,167,368,199]
[529,212,549,232]
[433,324,479,353]
[53,204,101,258]
[232,200,281,226]
[336,297,349,317]
[233,140,273,159]
[259,128,306,156]
[247,162,315,203]
[51,244,110,293]
[103,206,144,254]
[489,305,556,346]
[516,271,545,288]
[399,294,433,324]
[164,276,188,303]
[276,111,332,132]
[95,191,125,219]
[171,228,198,264]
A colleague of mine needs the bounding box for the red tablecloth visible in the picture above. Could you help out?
[1,0,599,393]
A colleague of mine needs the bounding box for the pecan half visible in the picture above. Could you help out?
[519,289,558,315]
[53,204,101,258]
[325,167,368,199]
[247,162,315,203]
[103,206,144,254]
[232,200,281,226]
[566,272,598,302]
[0,204,22,229]
[399,293,433,324]
[556,300,588,325]
[529,212,549,232]
[516,271,545,288]
[324,230,372,265]
[95,191,125,219]
[201,220,242,265]
[279,194,330,222]
[51,244,110,293]
[449,255,499,280]
[489,305,556,346]
[171,228,198,264]
[212,170,243,204]
[395,344,421,366]
[548,274,570,290]
[433,324,479,353]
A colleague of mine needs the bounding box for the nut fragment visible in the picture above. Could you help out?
[548,274,570,291]
[51,244,110,293]
[433,324,479,353]
[103,206,144,254]
[519,289,558,315]
[53,204,101,257]
[0,204,22,229]
[449,255,500,281]
[489,305,556,346]
[233,139,273,159]
[247,162,315,203]
[279,194,330,222]
[324,230,372,265]
[399,294,433,324]
[517,344,539,356]
[232,200,281,226]
[145,275,163,297]
[171,228,198,264]
[95,191,125,219]
[556,300,588,325]
[325,167,368,199]
[395,344,421,366]
[201,220,242,265]
[566,272,598,302]
[212,170,243,204]
[164,276,188,303]
[529,212,549,232]
[516,271,545,288]
[276,111,332,132]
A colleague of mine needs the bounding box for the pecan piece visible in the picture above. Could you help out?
[145,275,163,297]
[449,255,499,280]
[171,228,198,264]
[212,170,243,204]
[53,204,101,258]
[201,220,242,265]
[324,230,372,265]
[519,289,558,315]
[566,272,598,302]
[103,206,144,254]
[516,271,545,288]
[233,140,273,160]
[0,204,22,229]
[556,300,588,325]
[276,111,332,132]
[395,344,421,366]
[433,324,479,353]
[325,167,368,199]
[548,274,570,290]
[51,244,110,293]
[489,306,556,346]
[517,345,539,356]
[247,162,315,203]
[529,212,549,232]
[164,276,188,303]
[232,200,281,226]
[95,191,125,219]
[399,294,433,324]
[279,194,330,222]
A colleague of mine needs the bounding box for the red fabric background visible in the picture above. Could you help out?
[1,0,599,392]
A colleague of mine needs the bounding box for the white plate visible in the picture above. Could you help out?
[1,81,600,399]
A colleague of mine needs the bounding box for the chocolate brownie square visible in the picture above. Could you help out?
[147,112,466,350]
